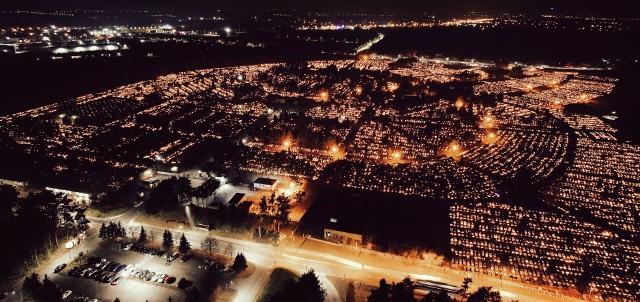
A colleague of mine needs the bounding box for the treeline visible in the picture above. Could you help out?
[22,273,64,302]
[366,277,515,302]
[0,185,89,282]
[268,270,326,302]
[145,177,191,214]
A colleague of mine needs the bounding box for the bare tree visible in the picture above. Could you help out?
[224,242,234,259]
[201,237,218,255]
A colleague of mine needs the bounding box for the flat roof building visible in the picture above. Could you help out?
[253,177,278,190]
[324,216,364,246]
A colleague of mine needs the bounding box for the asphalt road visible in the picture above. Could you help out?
[7,207,584,302]
[122,209,583,302]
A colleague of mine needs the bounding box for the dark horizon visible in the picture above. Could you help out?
[0,0,638,17]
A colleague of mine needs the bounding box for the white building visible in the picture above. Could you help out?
[253,177,277,190]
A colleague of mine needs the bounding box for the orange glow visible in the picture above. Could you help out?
[481,115,495,129]
[283,139,291,148]
[355,87,363,95]
[441,141,463,159]
[455,98,465,109]
[484,131,497,144]
[319,90,329,101]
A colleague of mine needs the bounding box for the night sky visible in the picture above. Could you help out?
[0,0,637,17]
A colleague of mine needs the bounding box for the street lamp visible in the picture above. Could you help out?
[65,240,74,261]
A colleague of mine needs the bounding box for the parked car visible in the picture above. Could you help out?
[107,274,118,283]
[54,263,67,273]
[62,290,72,299]
[110,276,122,285]
[82,269,94,278]
[123,244,133,250]
[100,273,112,283]
[94,272,108,281]
[145,272,156,281]
[138,270,148,279]
[167,252,179,262]
[122,264,134,274]
[71,296,88,302]
[156,274,167,283]
[68,267,80,277]
[180,254,193,262]
[87,270,101,278]
[96,259,107,268]
[114,264,126,273]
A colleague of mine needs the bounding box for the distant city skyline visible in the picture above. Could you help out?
[1,0,638,17]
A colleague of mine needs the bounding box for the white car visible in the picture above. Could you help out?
[122,264,133,274]
[62,290,72,299]
[156,274,167,283]
[123,244,133,250]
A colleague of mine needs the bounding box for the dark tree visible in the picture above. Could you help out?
[186,286,202,302]
[138,226,148,244]
[162,230,174,251]
[0,184,19,218]
[41,274,62,302]
[114,298,121,302]
[461,277,473,297]
[389,277,415,302]
[467,286,502,302]
[420,291,454,302]
[269,269,326,302]
[368,279,391,302]
[179,233,191,254]
[297,269,327,302]
[275,195,291,232]
[98,222,108,241]
[145,177,191,214]
[346,282,356,302]
[116,221,126,239]
[259,195,268,215]
[22,272,42,295]
[232,253,248,273]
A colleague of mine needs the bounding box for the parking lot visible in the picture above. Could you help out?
[47,244,230,302]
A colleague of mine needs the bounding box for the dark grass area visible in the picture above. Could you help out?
[257,268,299,302]
[298,186,451,256]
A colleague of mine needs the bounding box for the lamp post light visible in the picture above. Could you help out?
[65,240,74,261]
